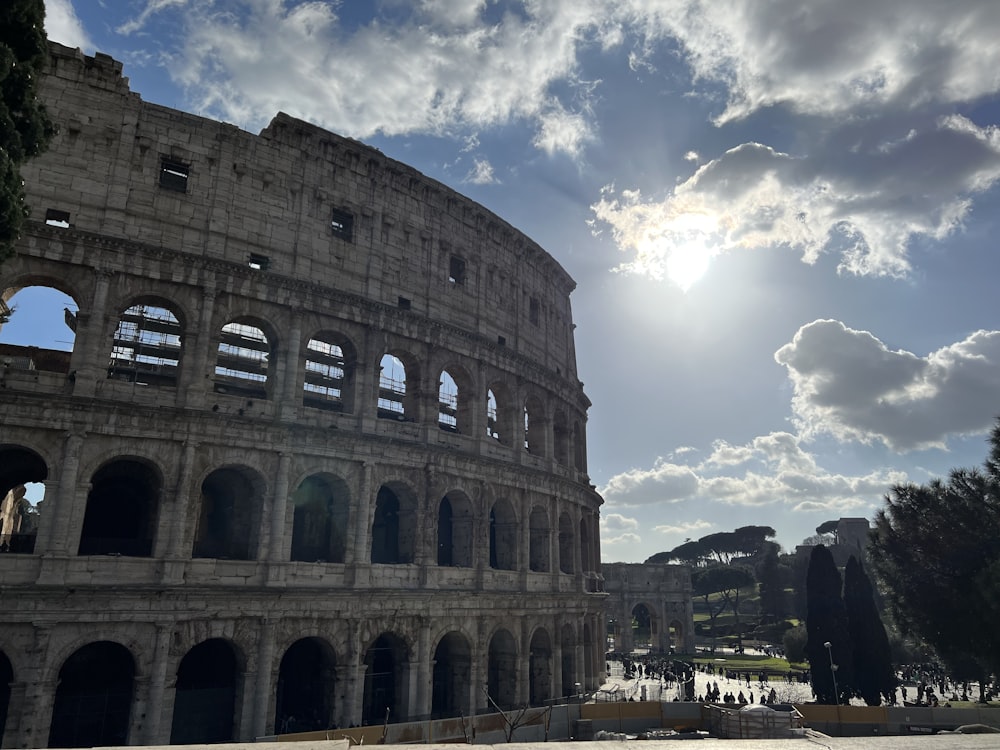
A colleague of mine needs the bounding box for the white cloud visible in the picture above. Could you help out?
[600,458,700,506]
[653,519,713,536]
[116,0,189,35]
[464,158,498,185]
[775,320,1000,451]
[45,0,93,50]
[602,513,640,532]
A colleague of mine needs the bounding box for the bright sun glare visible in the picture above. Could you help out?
[666,241,712,292]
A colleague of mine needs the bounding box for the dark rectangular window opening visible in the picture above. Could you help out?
[248,253,270,271]
[449,255,466,284]
[398,296,411,310]
[497,335,506,346]
[331,208,354,242]
[159,158,189,192]
[45,208,71,228]
[529,297,540,326]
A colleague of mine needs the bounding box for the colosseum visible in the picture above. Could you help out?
[0,42,605,747]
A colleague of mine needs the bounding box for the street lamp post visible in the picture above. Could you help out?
[823,641,839,705]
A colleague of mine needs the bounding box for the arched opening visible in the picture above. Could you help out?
[438,370,458,432]
[378,353,416,421]
[362,634,408,726]
[48,641,134,748]
[78,459,159,557]
[371,484,416,564]
[631,603,655,650]
[486,383,513,446]
[170,639,239,744]
[0,445,47,554]
[528,629,552,706]
[0,651,10,743]
[107,301,182,387]
[214,319,270,399]
[275,638,337,734]
[487,629,517,710]
[489,498,517,571]
[523,396,545,455]
[558,512,574,574]
[437,492,473,567]
[290,474,349,563]
[0,284,77,374]
[192,466,264,560]
[560,624,576,697]
[528,506,549,572]
[303,332,355,412]
[431,632,471,719]
[553,410,569,465]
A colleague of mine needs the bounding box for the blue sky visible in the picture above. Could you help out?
[17,0,1000,561]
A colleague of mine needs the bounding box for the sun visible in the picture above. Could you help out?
[666,240,712,292]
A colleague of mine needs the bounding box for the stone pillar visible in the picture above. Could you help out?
[575,638,585,697]
[350,461,373,568]
[341,622,364,729]
[265,451,292,563]
[16,625,53,748]
[180,288,217,409]
[30,478,60,555]
[518,620,531,706]
[37,431,84,557]
[553,633,563,700]
[413,620,432,719]
[253,619,276,738]
[141,624,174,744]
[161,439,197,564]
[70,268,113,397]
[279,310,302,420]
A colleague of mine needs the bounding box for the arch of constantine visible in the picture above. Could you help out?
[0,43,604,747]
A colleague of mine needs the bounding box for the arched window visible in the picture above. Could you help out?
[78,459,160,557]
[290,474,350,563]
[108,302,182,386]
[171,639,239,744]
[215,320,270,398]
[192,467,264,560]
[438,370,458,431]
[432,633,471,719]
[275,638,337,733]
[304,333,354,412]
[378,354,407,419]
[524,396,545,455]
[529,506,550,572]
[49,642,134,748]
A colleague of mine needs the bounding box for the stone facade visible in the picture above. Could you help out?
[601,563,695,655]
[0,43,605,747]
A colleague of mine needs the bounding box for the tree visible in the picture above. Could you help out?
[816,519,839,537]
[806,544,853,704]
[1,0,55,264]
[844,555,896,706]
[646,538,709,566]
[692,564,755,652]
[756,541,787,623]
[869,420,1000,699]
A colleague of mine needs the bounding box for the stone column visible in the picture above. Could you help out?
[71,268,113,397]
[413,619,432,720]
[37,431,84,557]
[180,288,217,409]
[518,620,531,706]
[15,625,53,748]
[141,624,174,744]
[278,310,302,420]
[161,439,198,565]
[350,461,373,570]
[552,630,563,699]
[265,451,293,563]
[253,619,276,737]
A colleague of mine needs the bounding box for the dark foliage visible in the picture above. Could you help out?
[844,556,896,706]
[806,544,853,704]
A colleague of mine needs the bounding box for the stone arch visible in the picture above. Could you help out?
[631,602,657,650]
[371,481,418,564]
[437,490,473,567]
[572,419,586,472]
[377,350,419,421]
[431,631,472,719]
[668,619,685,652]
[528,505,550,572]
[275,637,337,734]
[192,465,267,560]
[528,628,552,706]
[48,641,135,748]
[560,623,577,697]
[78,457,161,557]
[214,316,274,399]
[489,496,517,571]
[523,394,546,455]
[485,380,514,445]
[437,363,473,433]
[107,297,185,387]
[0,444,48,554]
[170,638,241,744]
[0,280,79,373]
[303,330,357,413]
[362,632,409,726]
[290,473,350,563]
[486,628,518,710]
[558,511,574,574]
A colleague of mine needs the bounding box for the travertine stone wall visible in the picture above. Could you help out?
[602,563,696,655]
[0,43,605,747]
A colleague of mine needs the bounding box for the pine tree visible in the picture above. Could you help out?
[805,544,853,704]
[844,555,896,705]
[1,0,55,263]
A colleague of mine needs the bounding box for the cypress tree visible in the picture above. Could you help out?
[805,544,853,704]
[844,555,896,705]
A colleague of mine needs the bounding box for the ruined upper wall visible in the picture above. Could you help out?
[23,42,581,380]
